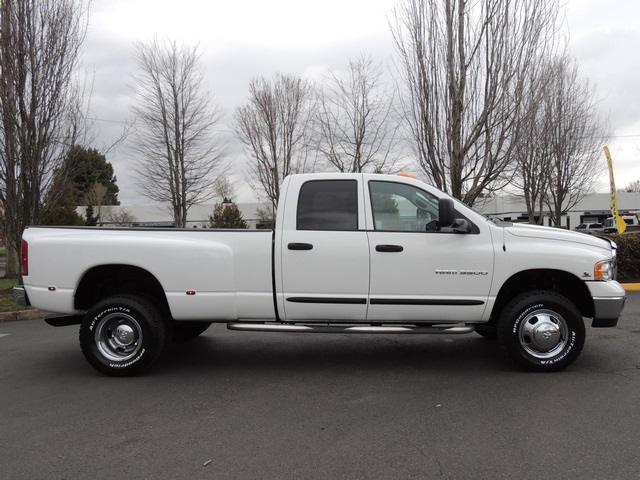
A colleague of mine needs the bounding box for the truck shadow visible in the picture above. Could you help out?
[157,327,509,376]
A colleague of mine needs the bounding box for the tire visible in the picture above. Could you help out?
[497,290,585,372]
[172,321,212,342]
[79,295,166,376]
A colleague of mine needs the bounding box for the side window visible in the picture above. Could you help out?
[369,181,439,231]
[297,180,358,231]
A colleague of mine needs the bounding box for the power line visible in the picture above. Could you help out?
[88,116,235,133]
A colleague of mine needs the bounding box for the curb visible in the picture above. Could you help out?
[0,309,51,323]
[622,283,640,292]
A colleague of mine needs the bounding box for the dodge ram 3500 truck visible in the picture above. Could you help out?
[15,173,626,376]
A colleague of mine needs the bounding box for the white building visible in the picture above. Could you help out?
[77,203,272,229]
[78,191,640,230]
[477,192,640,228]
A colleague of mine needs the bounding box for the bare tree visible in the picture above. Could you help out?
[315,55,400,173]
[390,0,560,206]
[102,207,136,227]
[234,73,314,215]
[83,182,108,223]
[622,180,640,193]
[540,56,609,227]
[509,56,554,224]
[0,0,89,277]
[130,38,227,228]
[213,176,237,203]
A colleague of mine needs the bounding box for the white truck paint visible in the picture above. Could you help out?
[16,173,626,376]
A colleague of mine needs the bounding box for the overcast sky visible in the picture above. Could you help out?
[82,0,640,205]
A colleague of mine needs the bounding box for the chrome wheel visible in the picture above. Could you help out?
[498,291,585,372]
[518,309,568,359]
[95,312,143,362]
[81,295,167,376]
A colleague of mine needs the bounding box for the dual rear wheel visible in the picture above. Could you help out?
[79,295,210,376]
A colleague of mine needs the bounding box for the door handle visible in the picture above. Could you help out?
[288,242,313,251]
[375,244,404,253]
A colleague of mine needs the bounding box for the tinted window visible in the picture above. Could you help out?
[297,180,358,231]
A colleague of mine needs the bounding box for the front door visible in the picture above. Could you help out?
[366,179,494,323]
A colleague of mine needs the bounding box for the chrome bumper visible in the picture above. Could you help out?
[587,281,626,328]
[591,295,625,328]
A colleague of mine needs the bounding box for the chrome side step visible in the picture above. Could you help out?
[227,322,475,335]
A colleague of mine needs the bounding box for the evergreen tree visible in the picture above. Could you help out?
[209,202,248,229]
[85,205,98,226]
[64,145,120,205]
[40,179,85,226]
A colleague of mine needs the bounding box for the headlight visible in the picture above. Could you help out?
[595,260,614,281]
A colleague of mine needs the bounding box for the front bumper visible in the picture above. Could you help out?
[587,281,626,328]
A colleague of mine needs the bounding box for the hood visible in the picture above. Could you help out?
[503,222,614,251]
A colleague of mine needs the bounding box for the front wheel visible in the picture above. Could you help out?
[497,291,585,372]
[79,295,167,376]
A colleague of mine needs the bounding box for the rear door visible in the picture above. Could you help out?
[277,176,370,321]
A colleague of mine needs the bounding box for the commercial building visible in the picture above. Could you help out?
[77,191,640,230]
[477,192,640,228]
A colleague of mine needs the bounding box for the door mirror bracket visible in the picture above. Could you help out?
[436,198,470,233]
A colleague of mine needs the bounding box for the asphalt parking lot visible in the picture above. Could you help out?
[1,293,639,479]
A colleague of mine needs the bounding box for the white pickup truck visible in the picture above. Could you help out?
[15,173,626,376]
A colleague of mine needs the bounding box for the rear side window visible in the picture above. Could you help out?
[297,180,358,231]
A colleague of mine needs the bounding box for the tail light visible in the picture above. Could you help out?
[20,240,28,276]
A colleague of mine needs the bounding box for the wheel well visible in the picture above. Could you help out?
[74,264,169,313]
[490,269,593,324]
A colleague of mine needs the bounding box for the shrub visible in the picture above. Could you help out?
[209,202,248,229]
[605,233,640,282]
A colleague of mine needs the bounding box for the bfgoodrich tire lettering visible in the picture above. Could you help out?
[497,290,585,372]
[79,295,166,376]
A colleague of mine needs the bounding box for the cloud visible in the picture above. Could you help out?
[81,0,640,204]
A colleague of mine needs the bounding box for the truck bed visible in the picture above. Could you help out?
[22,227,276,320]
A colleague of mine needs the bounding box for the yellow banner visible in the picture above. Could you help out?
[604,146,626,233]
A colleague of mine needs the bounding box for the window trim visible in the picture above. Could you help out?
[367,180,479,234]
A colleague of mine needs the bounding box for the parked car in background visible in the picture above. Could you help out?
[575,223,604,235]
[603,214,640,234]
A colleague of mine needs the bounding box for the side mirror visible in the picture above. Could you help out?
[438,198,471,233]
[438,198,455,228]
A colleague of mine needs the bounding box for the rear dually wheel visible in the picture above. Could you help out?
[79,295,166,376]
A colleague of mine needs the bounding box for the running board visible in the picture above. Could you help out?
[227,322,475,335]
